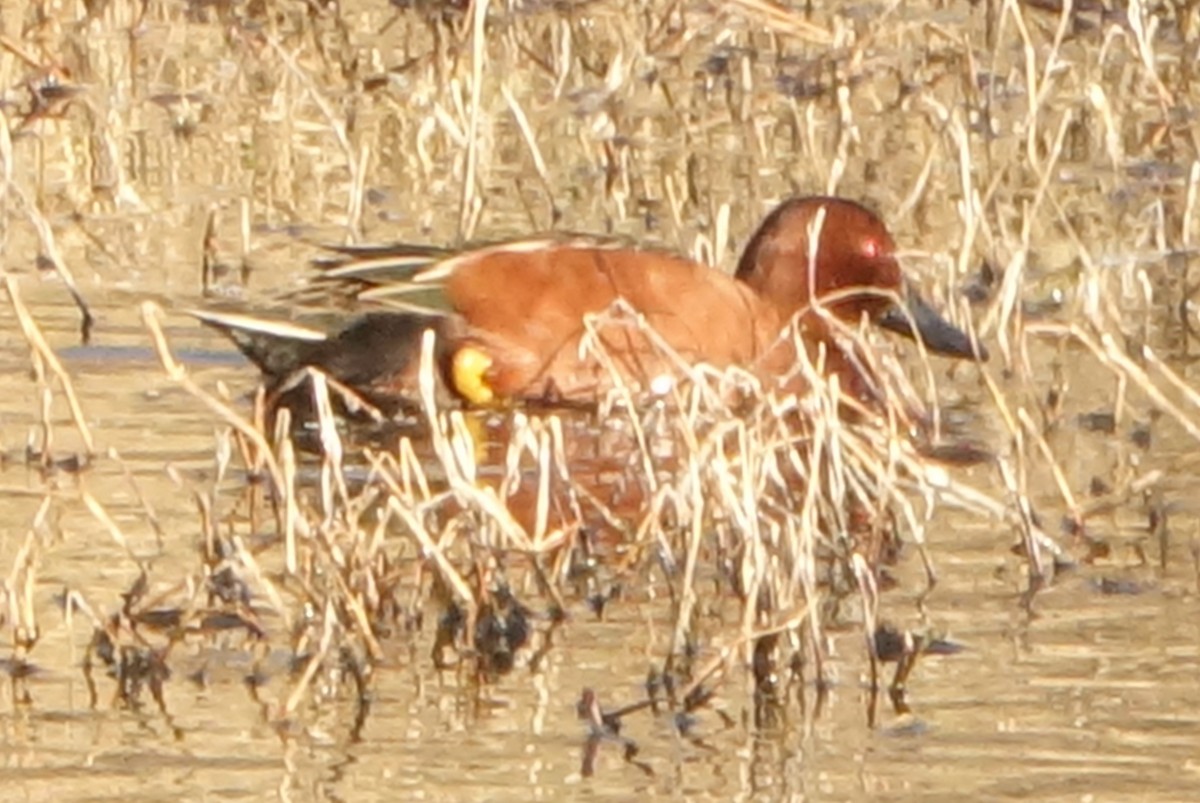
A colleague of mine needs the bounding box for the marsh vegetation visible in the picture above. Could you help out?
[1,0,1198,798]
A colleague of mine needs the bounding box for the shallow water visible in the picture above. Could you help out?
[2,0,1199,800]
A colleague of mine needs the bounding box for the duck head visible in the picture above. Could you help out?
[735,196,988,361]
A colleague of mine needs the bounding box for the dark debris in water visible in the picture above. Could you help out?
[0,657,42,679]
[920,440,994,466]
[474,587,533,677]
[24,447,91,475]
[1091,577,1153,596]
[199,612,266,639]
[873,623,965,664]
[85,627,171,713]
[133,608,184,631]
[962,261,997,305]
[774,56,840,101]
[1130,422,1153,449]
[432,581,538,680]
[1077,410,1117,434]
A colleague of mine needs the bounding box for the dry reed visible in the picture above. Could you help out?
[0,0,1195,763]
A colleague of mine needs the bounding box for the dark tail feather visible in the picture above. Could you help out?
[187,310,328,381]
[189,308,454,409]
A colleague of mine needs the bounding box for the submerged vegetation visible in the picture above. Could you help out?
[0,0,1197,790]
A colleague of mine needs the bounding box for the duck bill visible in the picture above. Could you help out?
[878,288,988,361]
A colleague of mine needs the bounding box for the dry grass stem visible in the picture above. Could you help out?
[0,0,1196,771]
[4,274,95,455]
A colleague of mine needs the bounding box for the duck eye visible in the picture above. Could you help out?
[862,238,880,259]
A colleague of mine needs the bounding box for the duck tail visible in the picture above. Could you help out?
[185,309,326,381]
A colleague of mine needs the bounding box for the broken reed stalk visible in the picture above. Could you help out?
[501,83,556,226]
[3,272,96,456]
[563,306,993,673]
[263,36,355,172]
[976,364,1069,565]
[279,418,300,576]
[231,534,293,631]
[80,487,137,559]
[723,0,833,45]
[5,531,40,657]
[302,314,992,687]
[0,140,94,342]
[282,597,337,717]
[1028,321,1200,440]
[458,0,489,241]
[1,0,1194,744]
[347,143,371,240]
[109,448,166,545]
[142,301,288,494]
[140,271,1028,724]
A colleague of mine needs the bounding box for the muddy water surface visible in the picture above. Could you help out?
[2,0,1199,800]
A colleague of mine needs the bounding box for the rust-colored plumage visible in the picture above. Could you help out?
[193,195,986,417]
